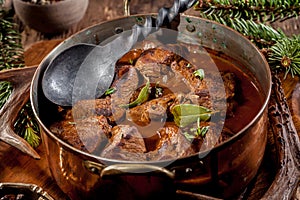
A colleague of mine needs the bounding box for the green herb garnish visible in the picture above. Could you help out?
[171,104,211,127]
[129,59,134,65]
[195,117,209,137]
[183,118,209,141]
[105,87,116,95]
[193,69,205,80]
[120,78,150,108]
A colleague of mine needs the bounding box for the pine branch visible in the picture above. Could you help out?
[199,16,286,48]
[268,35,300,78]
[0,9,41,148]
[194,0,300,78]
[14,102,40,148]
[0,81,12,108]
[195,0,300,23]
[0,13,25,70]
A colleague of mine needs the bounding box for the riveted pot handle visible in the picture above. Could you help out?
[83,160,175,180]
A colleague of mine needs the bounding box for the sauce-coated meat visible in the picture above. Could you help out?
[49,44,262,161]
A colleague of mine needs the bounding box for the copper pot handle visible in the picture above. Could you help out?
[83,160,175,180]
[83,160,224,200]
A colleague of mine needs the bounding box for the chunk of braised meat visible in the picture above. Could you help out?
[115,47,155,78]
[135,47,211,107]
[115,64,132,79]
[146,124,195,161]
[171,59,213,110]
[222,72,238,117]
[112,67,141,103]
[128,93,176,126]
[71,96,125,124]
[116,49,143,66]
[174,59,209,94]
[222,72,236,100]
[182,68,238,117]
[72,96,112,118]
[205,71,238,117]
[101,125,147,161]
[50,115,111,153]
[134,48,180,84]
[135,47,181,67]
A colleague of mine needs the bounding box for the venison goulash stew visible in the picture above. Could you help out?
[49,43,263,161]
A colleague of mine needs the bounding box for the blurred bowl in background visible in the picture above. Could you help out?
[13,0,89,33]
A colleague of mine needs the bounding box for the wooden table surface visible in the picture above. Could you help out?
[0,0,300,199]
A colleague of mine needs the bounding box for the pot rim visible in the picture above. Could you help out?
[30,14,272,164]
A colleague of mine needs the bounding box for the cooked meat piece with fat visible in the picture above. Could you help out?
[222,72,236,100]
[173,59,209,94]
[116,49,143,67]
[100,125,147,161]
[72,96,125,124]
[146,124,195,161]
[135,48,180,68]
[205,71,237,117]
[50,115,111,153]
[128,93,176,126]
[111,67,141,104]
[72,96,112,118]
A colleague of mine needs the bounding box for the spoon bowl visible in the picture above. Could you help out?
[42,44,98,106]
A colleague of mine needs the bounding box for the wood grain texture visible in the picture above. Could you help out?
[0,0,299,199]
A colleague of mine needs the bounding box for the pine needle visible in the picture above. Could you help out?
[268,35,300,78]
[0,8,41,148]
[194,0,300,78]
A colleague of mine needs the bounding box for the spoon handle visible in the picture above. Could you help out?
[132,0,198,43]
[156,0,198,28]
[123,0,197,20]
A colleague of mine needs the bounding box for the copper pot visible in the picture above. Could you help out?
[30,15,271,200]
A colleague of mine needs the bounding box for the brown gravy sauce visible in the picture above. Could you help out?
[209,53,263,133]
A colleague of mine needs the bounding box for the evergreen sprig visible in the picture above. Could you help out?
[195,0,300,78]
[0,7,40,148]
[200,16,286,48]
[0,81,12,108]
[268,35,300,78]
[0,17,25,70]
[14,103,40,148]
[195,0,300,23]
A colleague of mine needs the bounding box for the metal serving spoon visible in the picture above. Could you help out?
[42,0,198,106]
